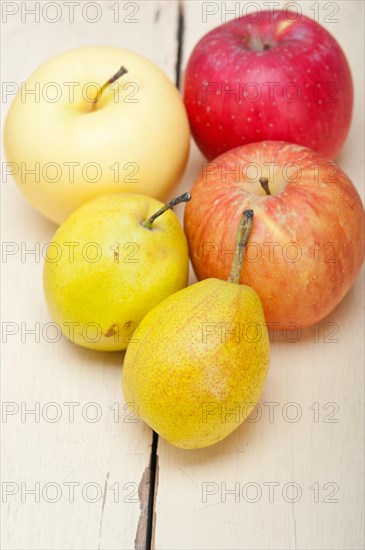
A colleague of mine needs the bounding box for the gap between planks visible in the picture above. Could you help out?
[134,2,185,549]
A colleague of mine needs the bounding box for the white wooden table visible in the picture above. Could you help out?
[1,1,364,549]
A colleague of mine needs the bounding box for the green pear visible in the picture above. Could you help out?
[43,192,190,351]
[122,209,270,449]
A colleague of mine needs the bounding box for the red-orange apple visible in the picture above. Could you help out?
[184,10,353,160]
[184,141,364,329]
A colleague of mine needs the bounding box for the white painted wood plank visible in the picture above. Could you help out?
[1,2,180,549]
[154,1,364,549]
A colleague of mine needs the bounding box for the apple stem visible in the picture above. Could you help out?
[228,209,254,285]
[249,37,270,52]
[259,177,271,196]
[142,192,192,229]
[92,66,128,107]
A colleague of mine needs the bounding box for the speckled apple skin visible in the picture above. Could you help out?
[44,193,189,351]
[184,10,353,160]
[123,279,270,449]
[184,141,365,329]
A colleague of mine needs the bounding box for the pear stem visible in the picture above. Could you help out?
[92,66,128,107]
[142,192,192,229]
[259,177,271,196]
[228,209,254,284]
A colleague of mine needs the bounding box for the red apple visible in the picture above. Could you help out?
[184,141,364,329]
[184,10,353,160]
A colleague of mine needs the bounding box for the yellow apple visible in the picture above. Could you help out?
[43,192,190,352]
[4,46,190,224]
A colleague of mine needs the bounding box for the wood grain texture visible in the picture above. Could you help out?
[1,1,364,550]
[154,1,365,549]
[1,2,179,549]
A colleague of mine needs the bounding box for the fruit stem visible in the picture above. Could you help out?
[228,209,254,284]
[249,37,270,51]
[92,66,128,107]
[142,192,192,229]
[259,177,271,196]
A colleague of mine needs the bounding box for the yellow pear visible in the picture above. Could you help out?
[43,192,190,351]
[122,210,270,449]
